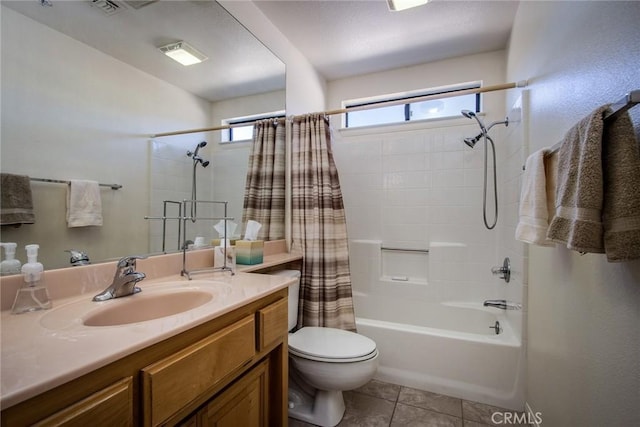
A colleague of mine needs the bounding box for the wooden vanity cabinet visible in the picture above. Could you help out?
[0,288,289,427]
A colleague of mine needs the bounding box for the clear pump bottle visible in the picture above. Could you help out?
[11,244,52,314]
[0,242,22,276]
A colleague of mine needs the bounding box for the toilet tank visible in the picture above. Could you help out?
[270,269,300,331]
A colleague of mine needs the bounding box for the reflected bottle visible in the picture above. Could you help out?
[11,244,52,314]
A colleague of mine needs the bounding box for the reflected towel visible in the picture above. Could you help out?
[602,111,640,262]
[67,180,103,227]
[0,173,35,225]
[546,105,610,253]
[515,148,556,246]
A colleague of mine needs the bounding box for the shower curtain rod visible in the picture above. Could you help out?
[151,80,528,138]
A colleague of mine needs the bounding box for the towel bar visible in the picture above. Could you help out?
[381,247,429,253]
[30,177,122,190]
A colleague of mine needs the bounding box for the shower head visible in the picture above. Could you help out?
[461,109,487,134]
[191,154,209,168]
[461,110,476,119]
[463,133,483,149]
[193,141,207,157]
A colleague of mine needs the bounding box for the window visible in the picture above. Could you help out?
[221,111,285,143]
[343,82,481,129]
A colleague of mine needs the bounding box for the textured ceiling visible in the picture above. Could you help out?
[2,0,286,102]
[3,0,519,100]
[254,0,519,80]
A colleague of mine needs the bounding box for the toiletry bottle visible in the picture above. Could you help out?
[11,244,52,314]
[0,242,22,276]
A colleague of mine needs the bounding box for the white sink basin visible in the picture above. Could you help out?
[40,280,232,330]
[83,290,213,326]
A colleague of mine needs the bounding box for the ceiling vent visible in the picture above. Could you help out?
[123,0,159,9]
[89,0,127,16]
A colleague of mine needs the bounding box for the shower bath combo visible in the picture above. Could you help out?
[461,110,509,230]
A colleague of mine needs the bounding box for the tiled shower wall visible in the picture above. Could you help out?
[149,137,249,253]
[333,119,523,306]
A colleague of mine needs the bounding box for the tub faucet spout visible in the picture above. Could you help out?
[483,299,521,310]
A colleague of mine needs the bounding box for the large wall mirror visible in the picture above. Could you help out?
[1,0,285,270]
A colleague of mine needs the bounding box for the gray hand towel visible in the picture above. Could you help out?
[546,105,610,253]
[602,110,640,262]
[0,173,35,226]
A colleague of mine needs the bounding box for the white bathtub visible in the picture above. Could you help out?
[353,291,525,410]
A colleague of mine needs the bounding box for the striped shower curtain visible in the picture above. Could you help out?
[291,114,356,331]
[241,119,285,240]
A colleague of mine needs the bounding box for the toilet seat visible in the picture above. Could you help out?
[289,327,378,363]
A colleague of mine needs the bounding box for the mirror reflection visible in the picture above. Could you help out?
[0,0,286,270]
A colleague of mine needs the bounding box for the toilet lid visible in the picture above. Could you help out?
[289,327,377,362]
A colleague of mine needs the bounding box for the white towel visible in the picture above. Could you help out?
[67,180,103,227]
[515,148,557,246]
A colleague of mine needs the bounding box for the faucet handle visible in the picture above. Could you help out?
[491,257,511,283]
[116,255,148,270]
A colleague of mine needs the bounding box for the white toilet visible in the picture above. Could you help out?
[272,270,378,427]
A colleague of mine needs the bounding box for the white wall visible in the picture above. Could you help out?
[1,6,211,269]
[506,2,640,426]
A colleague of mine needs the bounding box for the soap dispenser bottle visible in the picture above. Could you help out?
[11,244,52,314]
[0,242,22,276]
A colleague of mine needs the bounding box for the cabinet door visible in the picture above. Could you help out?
[32,377,133,427]
[200,360,269,427]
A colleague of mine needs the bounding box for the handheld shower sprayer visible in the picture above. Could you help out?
[460,110,509,230]
[461,110,487,134]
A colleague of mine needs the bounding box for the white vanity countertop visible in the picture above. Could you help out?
[0,271,293,410]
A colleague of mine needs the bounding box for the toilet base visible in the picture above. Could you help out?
[288,381,345,427]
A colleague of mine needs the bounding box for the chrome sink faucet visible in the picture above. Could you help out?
[483,299,522,310]
[93,255,147,302]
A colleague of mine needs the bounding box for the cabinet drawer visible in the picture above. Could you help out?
[33,377,133,427]
[257,298,288,351]
[141,316,256,426]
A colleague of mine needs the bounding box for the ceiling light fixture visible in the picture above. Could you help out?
[387,0,430,12]
[158,41,208,66]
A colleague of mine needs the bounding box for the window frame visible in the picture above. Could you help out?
[221,110,285,144]
[342,82,482,129]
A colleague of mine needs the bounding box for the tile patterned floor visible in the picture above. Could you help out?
[289,379,529,427]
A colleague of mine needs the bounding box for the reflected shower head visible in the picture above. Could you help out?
[187,141,209,167]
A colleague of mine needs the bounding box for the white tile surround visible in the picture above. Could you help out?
[149,139,249,252]
[334,117,526,333]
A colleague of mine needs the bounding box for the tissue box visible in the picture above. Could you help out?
[235,240,264,265]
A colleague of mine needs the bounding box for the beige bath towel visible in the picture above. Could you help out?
[67,180,103,227]
[602,110,640,262]
[515,148,557,246]
[546,105,610,253]
[0,173,35,226]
